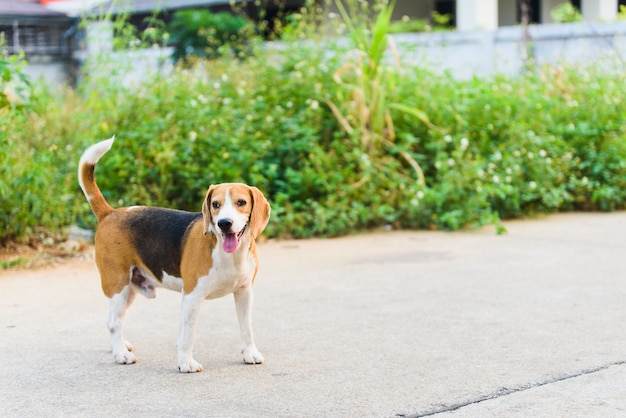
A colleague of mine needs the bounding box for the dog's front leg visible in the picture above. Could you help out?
[177,292,204,373]
[234,286,264,364]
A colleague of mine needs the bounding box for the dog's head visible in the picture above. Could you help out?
[202,183,270,253]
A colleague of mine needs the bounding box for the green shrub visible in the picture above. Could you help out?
[168,9,256,63]
[388,17,429,33]
[392,64,626,229]
[388,11,452,33]
[0,52,44,244]
[550,3,583,23]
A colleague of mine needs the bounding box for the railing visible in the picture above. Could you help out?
[0,20,73,56]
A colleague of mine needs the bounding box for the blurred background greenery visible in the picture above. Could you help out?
[1,0,625,247]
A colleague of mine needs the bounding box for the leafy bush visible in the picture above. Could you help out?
[550,3,583,23]
[1,0,626,245]
[387,11,452,33]
[387,16,429,33]
[0,53,38,244]
[168,9,256,63]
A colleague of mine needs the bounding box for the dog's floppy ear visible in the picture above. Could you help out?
[249,186,271,238]
[202,185,217,235]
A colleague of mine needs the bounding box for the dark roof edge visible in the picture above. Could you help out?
[91,0,236,15]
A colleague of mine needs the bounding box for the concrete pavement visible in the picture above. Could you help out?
[1,212,626,417]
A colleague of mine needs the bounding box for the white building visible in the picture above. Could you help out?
[391,0,623,31]
[7,0,626,84]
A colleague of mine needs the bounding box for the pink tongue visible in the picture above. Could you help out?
[222,233,238,253]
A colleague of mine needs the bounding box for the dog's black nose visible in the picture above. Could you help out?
[217,219,233,232]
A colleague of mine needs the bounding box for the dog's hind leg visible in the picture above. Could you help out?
[108,284,137,364]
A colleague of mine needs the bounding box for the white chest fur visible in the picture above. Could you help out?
[193,245,256,299]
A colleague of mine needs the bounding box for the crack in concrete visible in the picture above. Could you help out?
[399,359,626,417]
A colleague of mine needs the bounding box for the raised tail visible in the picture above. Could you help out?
[78,136,115,221]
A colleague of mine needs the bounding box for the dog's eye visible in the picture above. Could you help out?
[236,199,247,207]
[212,201,220,209]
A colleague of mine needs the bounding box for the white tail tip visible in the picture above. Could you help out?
[80,136,115,166]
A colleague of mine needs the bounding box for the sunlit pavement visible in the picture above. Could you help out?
[2,212,626,417]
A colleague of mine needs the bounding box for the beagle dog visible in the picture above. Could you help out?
[78,137,270,373]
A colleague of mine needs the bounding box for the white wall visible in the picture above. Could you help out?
[456,0,499,31]
[27,20,626,86]
[391,22,626,79]
[75,46,175,88]
[23,57,73,85]
[581,0,619,21]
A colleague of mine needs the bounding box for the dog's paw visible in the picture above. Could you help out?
[178,359,204,373]
[242,347,264,364]
[113,350,137,365]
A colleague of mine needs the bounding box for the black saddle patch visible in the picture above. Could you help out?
[123,208,202,280]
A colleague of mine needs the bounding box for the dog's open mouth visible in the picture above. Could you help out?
[222,224,247,253]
